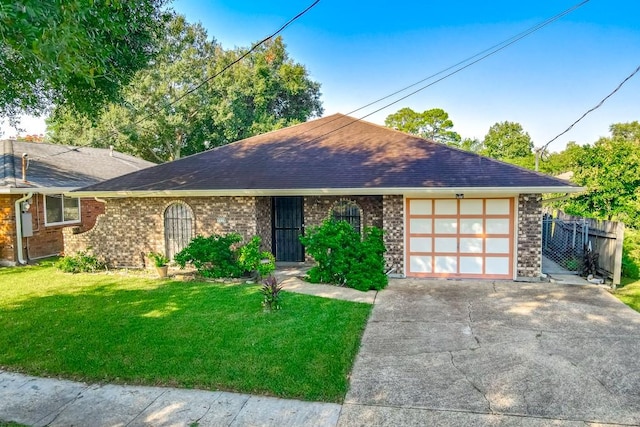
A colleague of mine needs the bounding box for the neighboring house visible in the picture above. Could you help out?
[0,140,154,265]
[66,114,582,280]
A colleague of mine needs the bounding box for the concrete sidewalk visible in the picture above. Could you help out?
[0,371,341,427]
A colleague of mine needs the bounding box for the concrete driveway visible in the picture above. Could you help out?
[339,280,640,426]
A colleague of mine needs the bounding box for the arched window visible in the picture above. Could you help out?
[332,200,362,232]
[164,202,194,260]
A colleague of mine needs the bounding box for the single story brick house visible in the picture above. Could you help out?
[66,114,582,280]
[0,140,154,265]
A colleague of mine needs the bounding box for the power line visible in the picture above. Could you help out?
[165,0,320,113]
[41,0,321,161]
[540,64,640,152]
[347,0,590,117]
[290,0,590,144]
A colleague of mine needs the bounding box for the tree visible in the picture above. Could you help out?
[562,123,640,228]
[460,137,483,153]
[384,107,461,146]
[0,0,168,124]
[47,16,323,162]
[481,121,533,160]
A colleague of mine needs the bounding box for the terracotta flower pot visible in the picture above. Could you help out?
[156,265,169,278]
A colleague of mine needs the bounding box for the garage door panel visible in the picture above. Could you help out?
[435,218,457,234]
[435,237,457,252]
[409,199,432,215]
[460,199,483,215]
[407,198,514,279]
[410,218,432,233]
[410,256,432,273]
[410,237,432,252]
[460,256,483,274]
[460,237,482,253]
[486,257,510,275]
[486,199,510,215]
[486,218,510,234]
[434,256,457,273]
[460,218,483,234]
[435,199,457,214]
[486,238,509,254]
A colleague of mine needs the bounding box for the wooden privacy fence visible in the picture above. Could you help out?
[542,209,624,286]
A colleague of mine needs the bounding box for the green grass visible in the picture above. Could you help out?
[614,277,640,313]
[0,261,371,402]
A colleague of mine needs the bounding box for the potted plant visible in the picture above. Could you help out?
[149,252,170,278]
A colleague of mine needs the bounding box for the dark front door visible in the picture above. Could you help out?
[273,197,304,262]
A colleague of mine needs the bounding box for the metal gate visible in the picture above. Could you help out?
[164,203,194,260]
[273,197,304,262]
[542,214,589,275]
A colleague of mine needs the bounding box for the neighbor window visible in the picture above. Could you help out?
[45,194,80,225]
[332,200,362,232]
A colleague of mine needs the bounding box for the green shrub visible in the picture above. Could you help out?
[622,229,640,280]
[56,250,105,273]
[300,219,387,291]
[174,234,244,278]
[174,234,277,279]
[238,236,276,278]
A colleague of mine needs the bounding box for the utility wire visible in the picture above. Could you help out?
[539,64,640,152]
[165,0,320,112]
[347,0,590,117]
[36,0,320,160]
[291,0,589,144]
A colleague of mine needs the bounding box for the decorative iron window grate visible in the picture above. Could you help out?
[332,200,361,233]
[164,203,193,260]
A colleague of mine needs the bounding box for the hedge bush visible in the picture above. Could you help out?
[300,219,387,291]
[174,234,276,279]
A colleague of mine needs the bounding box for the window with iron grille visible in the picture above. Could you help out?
[332,200,362,233]
[164,202,194,260]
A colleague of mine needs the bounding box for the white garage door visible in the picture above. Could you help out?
[406,198,514,279]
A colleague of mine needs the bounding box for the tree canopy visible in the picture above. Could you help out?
[384,107,461,146]
[562,122,640,228]
[47,15,323,162]
[0,0,169,124]
[481,121,533,161]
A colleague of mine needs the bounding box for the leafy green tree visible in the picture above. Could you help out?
[481,121,533,160]
[563,123,640,228]
[47,16,323,162]
[460,137,483,153]
[0,0,168,124]
[384,107,461,146]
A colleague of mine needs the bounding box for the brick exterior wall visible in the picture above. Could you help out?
[64,196,261,268]
[0,194,104,264]
[383,195,404,275]
[0,195,19,264]
[303,196,383,229]
[516,193,543,279]
[303,196,384,262]
[255,197,272,252]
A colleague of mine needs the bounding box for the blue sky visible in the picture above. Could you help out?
[4,0,639,152]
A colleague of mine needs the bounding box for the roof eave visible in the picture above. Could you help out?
[69,186,585,198]
[0,187,79,195]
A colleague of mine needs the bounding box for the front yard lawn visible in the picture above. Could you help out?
[0,262,371,402]
[614,277,640,313]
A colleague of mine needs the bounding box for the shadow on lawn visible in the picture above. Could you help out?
[0,276,369,402]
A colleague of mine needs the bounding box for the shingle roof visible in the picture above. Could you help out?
[75,114,580,194]
[1,140,154,190]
